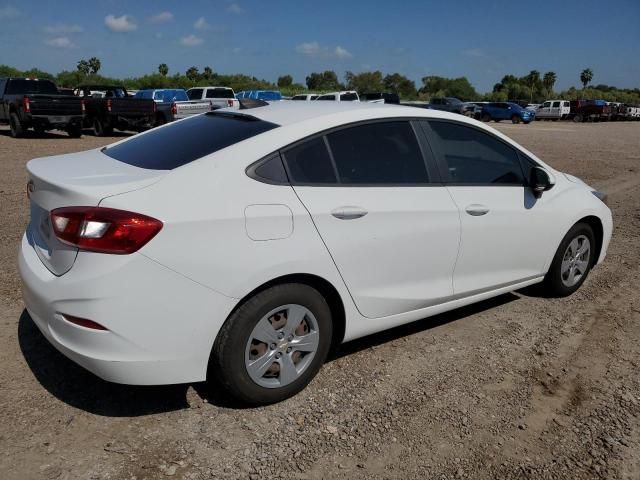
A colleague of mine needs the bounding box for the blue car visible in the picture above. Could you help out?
[481,102,535,124]
[135,89,189,103]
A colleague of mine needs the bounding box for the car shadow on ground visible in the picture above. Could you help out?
[19,293,519,415]
[18,309,191,417]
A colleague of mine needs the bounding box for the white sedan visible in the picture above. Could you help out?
[19,102,612,405]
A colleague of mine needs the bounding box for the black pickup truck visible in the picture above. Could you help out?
[75,85,157,136]
[0,78,84,138]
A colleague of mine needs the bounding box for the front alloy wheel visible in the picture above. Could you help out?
[543,222,595,297]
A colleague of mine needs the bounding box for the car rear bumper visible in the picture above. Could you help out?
[18,233,238,385]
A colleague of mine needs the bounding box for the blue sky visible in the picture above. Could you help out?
[1,0,638,92]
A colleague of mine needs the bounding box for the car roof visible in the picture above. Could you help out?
[231,101,461,127]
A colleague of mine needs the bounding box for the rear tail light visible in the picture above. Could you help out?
[107,99,112,112]
[227,99,234,107]
[171,101,177,115]
[63,314,108,331]
[23,96,31,113]
[50,207,163,254]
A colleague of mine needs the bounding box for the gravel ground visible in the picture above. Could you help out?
[0,121,639,480]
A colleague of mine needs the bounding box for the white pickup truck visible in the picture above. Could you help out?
[187,86,240,110]
[535,100,571,120]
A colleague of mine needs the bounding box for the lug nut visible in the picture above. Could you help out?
[275,352,282,359]
[286,347,292,354]
[278,332,284,339]
[288,335,294,341]
[270,343,276,350]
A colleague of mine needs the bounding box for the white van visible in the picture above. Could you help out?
[536,100,571,120]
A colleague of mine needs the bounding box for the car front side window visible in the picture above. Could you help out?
[425,121,525,185]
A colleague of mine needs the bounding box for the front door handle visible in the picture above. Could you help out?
[465,204,490,216]
[331,206,368,220]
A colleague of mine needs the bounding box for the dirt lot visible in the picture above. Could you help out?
[0,121,639,480]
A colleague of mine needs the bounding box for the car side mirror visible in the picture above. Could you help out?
[529,166,554,198]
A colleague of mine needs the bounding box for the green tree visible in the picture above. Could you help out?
[542,71,557,95]
[185,66,200,82]
[580,68,594,90]
[344,70,384,93]
[277,74,293,88]
[76,59,90,76]
[383,73,417,98]
[305,70,341,91]
[87,57,101,75]
[158,63,169,76]
[420,76,478,100]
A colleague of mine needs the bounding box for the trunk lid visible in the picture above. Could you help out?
[26,148,166,275]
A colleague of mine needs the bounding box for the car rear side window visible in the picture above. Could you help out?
[7,79,58,95]
[103,113,279,170]
[327,122,429,184]
[340,92,358,101]
[426,121,524,185]
[282,137,337,184]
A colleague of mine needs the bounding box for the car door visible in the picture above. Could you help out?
[497,103,512,120]
[550,101,561,118]
[539,101,552,118]
[284,120,461,319]
[422,120,549,296]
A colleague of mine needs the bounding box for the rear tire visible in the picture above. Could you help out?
[542,222,595,297]
[210,283,333,405]
[66,123,82,138]
[9,113,23,138]
[93,118,112,137]
[573,114,583,123]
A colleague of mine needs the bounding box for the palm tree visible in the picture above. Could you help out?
[76,59,90,76]
[158,63,169,76]
[203,66,214,80]
[580,68,593,91]
[87,57,101,75]
[543,72,557,96]
[526,70,540,103]
[185,66,200,82]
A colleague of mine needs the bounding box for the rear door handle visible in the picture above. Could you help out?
[331,206,368,220]
[465,204,490,216]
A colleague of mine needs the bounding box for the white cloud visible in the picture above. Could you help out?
[45,37,77,49]
[463,48,485,57]
[334,46,352,59]
[104,14,137,32]
[0,5,20,18]
[180,34,204,47]
[44,23,83,34]
[296,41,353,59]
[149,11,173,24]
[194,16,210,30]
[226,3,244,14]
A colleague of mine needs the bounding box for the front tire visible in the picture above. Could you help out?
[210,283,333,405]
[542,223,595,297]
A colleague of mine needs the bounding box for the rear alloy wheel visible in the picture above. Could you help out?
[542,223,595,297]
[211,284,332,405]
[511,115,521,124]
[9,113,23,138]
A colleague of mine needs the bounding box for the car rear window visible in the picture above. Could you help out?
[7,79,59,95]
[103,113,279,170]
[205,88,235,99]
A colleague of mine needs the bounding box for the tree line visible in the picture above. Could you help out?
[1,61,638,104]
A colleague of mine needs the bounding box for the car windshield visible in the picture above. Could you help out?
[103,112,279,170]
[7,79,58,95]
